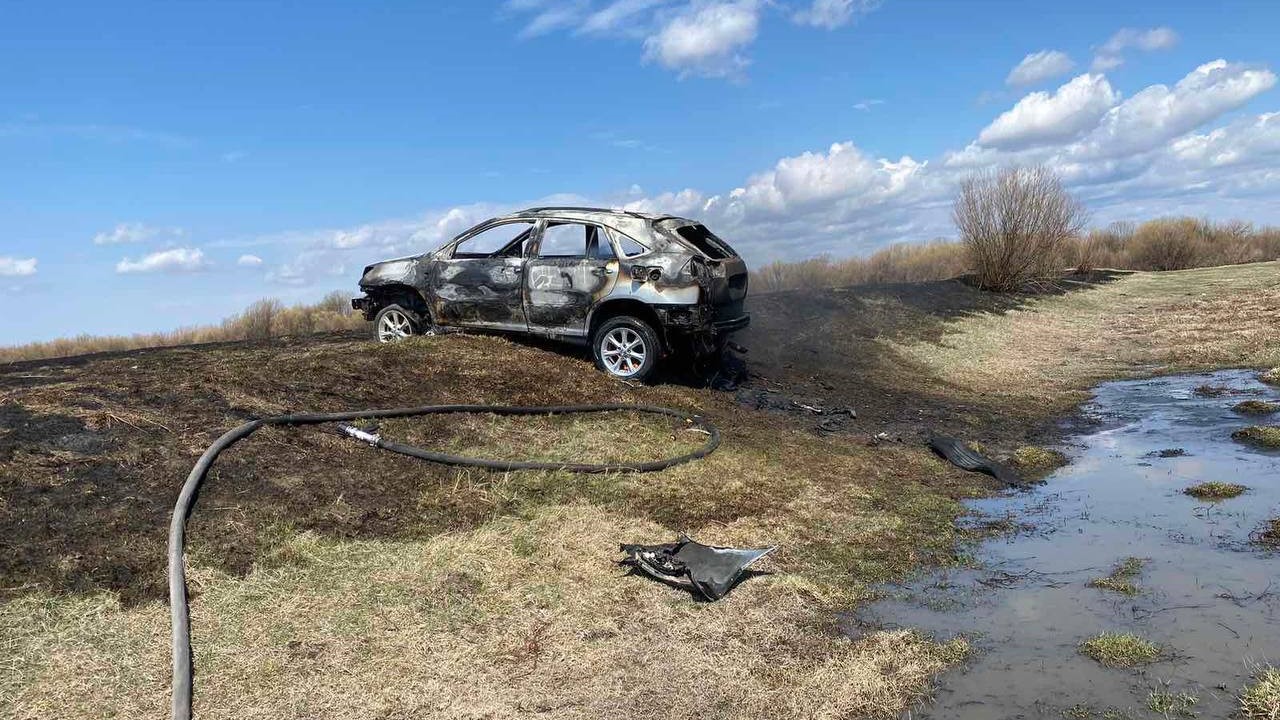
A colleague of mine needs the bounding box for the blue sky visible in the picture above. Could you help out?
[3,0,1279,344]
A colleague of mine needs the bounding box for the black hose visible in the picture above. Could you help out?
[168,403,718,720]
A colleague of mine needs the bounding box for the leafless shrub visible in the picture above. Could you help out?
[1126,217,1208,270]
[953,165,1088,291]
[231,299,285,340]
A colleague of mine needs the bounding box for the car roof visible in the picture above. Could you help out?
[500,206,693,225]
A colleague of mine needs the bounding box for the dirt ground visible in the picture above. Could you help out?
[2,262,1277,719]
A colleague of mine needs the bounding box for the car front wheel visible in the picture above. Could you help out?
[592,316,659,381]
[373,304,420,343]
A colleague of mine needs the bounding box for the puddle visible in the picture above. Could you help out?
[855,369,1280,718]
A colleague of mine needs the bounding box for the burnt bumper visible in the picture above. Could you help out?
[352,296,373,316]
[655,305,750,335]
[713,314,750,334]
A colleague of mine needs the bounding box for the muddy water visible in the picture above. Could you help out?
[855,370,1280,718]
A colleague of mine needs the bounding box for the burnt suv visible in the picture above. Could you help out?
[352,207,749,381]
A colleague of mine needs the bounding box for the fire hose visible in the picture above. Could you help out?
[168,403,719,720]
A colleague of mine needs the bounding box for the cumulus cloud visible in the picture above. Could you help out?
[252,58,1280,277]
[792,0,881,30]
[1006,50,1075,87]
[116,248,210,274]
[1092,26,1178,71]
[0,256,37,277]
[643,1,760,78]
[1169,112,1280,169]
[237,254,264,267]
[92,222,184,245]
[506,0,881,79]
[1079,60,1276,158]
[978,73,1119,150]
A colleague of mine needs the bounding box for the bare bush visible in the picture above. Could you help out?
[1125,217,1207,270]
[953,165,1088,291]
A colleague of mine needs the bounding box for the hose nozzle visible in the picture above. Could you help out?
[337,424,381,445]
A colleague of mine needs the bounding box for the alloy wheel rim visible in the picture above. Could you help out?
[377,310,413,342]
[601,327,646,377]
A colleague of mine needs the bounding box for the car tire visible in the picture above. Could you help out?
[592,316,660,381]
[373,303,420,343]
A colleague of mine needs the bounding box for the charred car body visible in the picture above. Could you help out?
[352,207,749,380]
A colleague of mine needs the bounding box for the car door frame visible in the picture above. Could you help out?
[523,219,620,338]
[431,218,536,332]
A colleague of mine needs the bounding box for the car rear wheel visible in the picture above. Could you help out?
[374,304,419,343]
[592,316,659,381]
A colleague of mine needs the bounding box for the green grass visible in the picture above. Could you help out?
[1009,446,1068,476]
[1232,426,1280,449]
[1087,558,1147,596]
[1182,481,1248,501]
[1254,517,1280,548]
[1079,632,1162,667]
[1240,668,1280,719]
[1233,400,1280,415]
[1147,687,1198,717]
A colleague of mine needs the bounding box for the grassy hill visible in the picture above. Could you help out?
[2,261,1277,719]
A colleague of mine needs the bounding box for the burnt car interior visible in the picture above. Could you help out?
[673,223,736,259]
[452,221,532,259]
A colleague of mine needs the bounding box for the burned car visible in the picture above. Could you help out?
[351,207,749,381]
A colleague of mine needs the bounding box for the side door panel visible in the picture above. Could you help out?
[524,223,618,336]
[432,221,533,330]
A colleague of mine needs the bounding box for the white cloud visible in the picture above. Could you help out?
[92,222,185,245]
[236,58,1280,277]
[507,0,590,38]
[853,98,884,111]
[978,73,1120,150]
[1092,26,1178,71]
[0,256,37,277]
[1079,60,1276,158]
[237,254,264,267]
[792,0,880,30]
[506,0,881,79]
[581,0,674,35]
[1169,112,1280,169]
[643,1,760,78]
[1006,50,1075,87]
[116,248,210,274]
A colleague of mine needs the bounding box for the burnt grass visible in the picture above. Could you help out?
[0,275,1113,607]
[737,271,1123,443]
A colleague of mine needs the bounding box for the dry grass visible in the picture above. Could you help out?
[1087,557,1146,596]
[0,290,363,363]
[752,217,1280,294]
[1183,482,1248,501]
[1078,632,1162,668]
[1263,368,1280,386]
[752,241,968,293]
[1,505,968,719]
[890,262,1280,415]
[1008,446,1067,477]
[1147,687,1199,718]
[0,331,984,719]
[1254,517,1280,549]
[1234,400,1280,415]
[1232,426,1280,449]
[1240,667,1280,719]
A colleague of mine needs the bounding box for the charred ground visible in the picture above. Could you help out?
[3,262,1276,719]
[0,269,1148,608]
